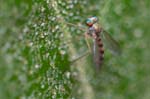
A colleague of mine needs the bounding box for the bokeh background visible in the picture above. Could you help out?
[0,0,149,99]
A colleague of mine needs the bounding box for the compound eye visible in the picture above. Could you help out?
[86,19,93,27]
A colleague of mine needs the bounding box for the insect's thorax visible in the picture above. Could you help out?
[87,23,102,38]
[92,23,101,33]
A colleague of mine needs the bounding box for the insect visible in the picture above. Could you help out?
[61,16,121,70]
[85,16,121,70]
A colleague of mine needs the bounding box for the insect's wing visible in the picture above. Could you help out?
[92,39,103,70]
[101,30,121,56]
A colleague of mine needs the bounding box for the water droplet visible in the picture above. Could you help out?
[41,22,45,27]
[29,70,33,75]
[60,50,66,55]
[69,13,74,16]
[35,64,40,69]
[35,32,39,35]
[29,42,33,47]
[47,40,51,45]
[69,4,74,9]
[40,34,45,38]
[52,95,56,99]
[45,53,50,58]
[65,72,71,79]
[51,17,56,21]
[55,85,58,89]
[55,25,59,30]
[74,0,78,4]
[20,96,26,99]
[53,54,57,60]
[33,24,37,27]
[72,71,78,77]
[38,92,42,96]
[41,84,45,89]
[46,0,50,3]
[23,27,29,33]
[72,55,76,59]
[62,10,67,14]
[47,77,51,81]
[41,6,45,12]
[60,33,64,37]
[44,32,48,36]
[52,29,55,33]
[61,2,66,6]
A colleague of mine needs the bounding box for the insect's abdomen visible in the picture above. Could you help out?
[96,37,104,66]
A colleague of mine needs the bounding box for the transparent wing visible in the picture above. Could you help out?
[101,30,121,56]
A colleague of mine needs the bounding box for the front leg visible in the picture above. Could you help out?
[84,32,92,53]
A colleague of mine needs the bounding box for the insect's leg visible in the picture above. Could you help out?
[84,33,92,53]
[57,17,87,31]
[69,33,92,64]
[60,33,85,48]
[65,22,86,31]
[70,51,90,64]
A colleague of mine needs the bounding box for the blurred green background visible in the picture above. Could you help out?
[0,0,149,99]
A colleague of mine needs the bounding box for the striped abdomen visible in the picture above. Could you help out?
[96,37,104,66]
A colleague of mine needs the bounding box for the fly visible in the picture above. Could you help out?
[85,16,121,70]
[60,16,121,70]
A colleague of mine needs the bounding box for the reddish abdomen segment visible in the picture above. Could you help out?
[96,35,104,67]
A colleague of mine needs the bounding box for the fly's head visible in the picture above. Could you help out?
[86,16,98,27]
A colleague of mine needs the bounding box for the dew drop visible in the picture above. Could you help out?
[60,50,66,55]
[20,96,26,99]
[61,2,66,6]
[53,54,57,60]
[51,17,56,21]
[62,10,67,14]
[41,84,45,89]
[55,85,58,89]
[69,13,74,16]
[41,6,45,12]
[72,71,78,77]
[65,72,71,79]
[74,0,78,4]
[46,0,50,3]
[66,6,70,9]
[55,25,59,30]
[40,34,45,38]
[44,32,48,36]
[35,32,39,35]
[35,64,40,69]
[41,22,45,27]
[47,77,51,82]
[29,42,33,47]
[52,95,56,99]
[69,4,74,9]
[38,92,42,96]
[72,55,76,59]
[45,53,50,58]
[29,70,33,75]
[60,33,64,38]
[47,40,51,45]
[23,27,29,33]
[52,29,55,33]
[33,24,37,27]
